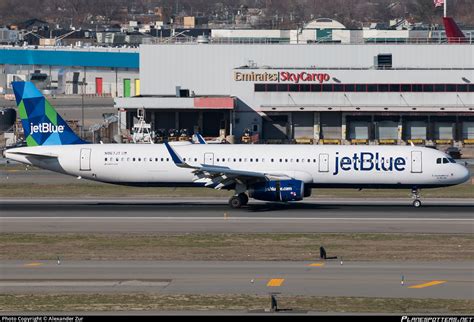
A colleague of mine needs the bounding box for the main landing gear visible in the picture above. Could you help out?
[229,193,249,209]
[411,187,422,208]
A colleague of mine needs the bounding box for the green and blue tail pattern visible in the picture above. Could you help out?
[12,81,87,146]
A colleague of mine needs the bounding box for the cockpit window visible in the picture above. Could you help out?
[437,157,455,164]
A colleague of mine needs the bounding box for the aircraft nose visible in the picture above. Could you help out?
[457,164,470,184]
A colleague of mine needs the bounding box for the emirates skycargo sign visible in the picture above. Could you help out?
[234,71,330,84]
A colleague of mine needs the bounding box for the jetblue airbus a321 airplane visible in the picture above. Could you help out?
[4,82,470,208]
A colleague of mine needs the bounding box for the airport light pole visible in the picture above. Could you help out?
[81,66,86,139]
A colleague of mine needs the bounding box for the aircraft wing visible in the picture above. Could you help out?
[164,142,291,189]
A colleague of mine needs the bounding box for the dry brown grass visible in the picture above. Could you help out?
[1,293,472,314]
[1,233,473,261]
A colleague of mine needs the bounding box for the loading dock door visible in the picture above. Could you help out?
[463,122,474,139]
[319,153,329,172]
[262,114,289,140]
[204,153,214,165]
[406,121,427,140]
[72,72,80,94]
[80,148,91,171]
[95,77,103,95]
[434,122,454,140]
[349,121,369,140]
[411,151,422,173]
[123,79,131,97]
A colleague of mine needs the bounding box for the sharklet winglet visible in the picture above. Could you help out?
[164,142,192,168]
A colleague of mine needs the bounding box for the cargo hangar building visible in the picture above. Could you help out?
[115,42,474,147]
[1,40,473,148]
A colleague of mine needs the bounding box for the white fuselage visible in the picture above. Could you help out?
[5,143,470,189]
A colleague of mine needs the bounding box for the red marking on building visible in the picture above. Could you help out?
[194,97,234,109]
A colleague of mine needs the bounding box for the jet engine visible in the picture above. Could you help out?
[249,180,305,202]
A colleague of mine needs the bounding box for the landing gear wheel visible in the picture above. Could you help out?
[229,195,243,209]
[413,199,422,208]
[411,187,422,208]
[238,193,249,206]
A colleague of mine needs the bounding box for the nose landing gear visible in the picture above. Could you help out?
[411,188,422,208]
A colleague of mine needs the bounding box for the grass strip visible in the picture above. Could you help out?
[1,233,472,261]
[0,293,472,314]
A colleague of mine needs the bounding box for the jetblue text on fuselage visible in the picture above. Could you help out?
[30,123,65,134]
[333,152,406,175]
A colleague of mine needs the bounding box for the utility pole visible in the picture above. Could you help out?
[81,66,86,139]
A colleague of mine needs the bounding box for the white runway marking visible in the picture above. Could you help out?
[2,217,472,221]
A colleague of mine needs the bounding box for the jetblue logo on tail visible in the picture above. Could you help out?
[30,123,65,134]
[12,81,88,146]
[333,152,406,175]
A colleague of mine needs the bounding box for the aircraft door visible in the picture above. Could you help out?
[318,153,329,172]
[411,151,422,173]
[204,153,214,165]
[80,148,91,171]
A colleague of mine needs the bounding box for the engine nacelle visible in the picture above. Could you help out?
[249,180,305,202]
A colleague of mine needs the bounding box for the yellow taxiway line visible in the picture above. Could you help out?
[23,262,44,267]
[408,280,447,289]
[267,278,285,287]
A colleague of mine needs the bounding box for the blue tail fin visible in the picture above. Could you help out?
[11,81,88,146]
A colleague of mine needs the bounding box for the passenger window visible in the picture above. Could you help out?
[133,158,136,162]
[239,158,242,162]
[313,159,316,163]
[127,158,130,162]
[307,159,311,163]
[296,159,299,163]
[149,158,153,162]
[116,158,119,162]
[271,159,274,162]
[166,158,169,162]
[256,158,259,162]
[105,158,107,161]
[194,158,197,162]
[183,158,186,161]
[279,159,282,162]
[250,158,253,162]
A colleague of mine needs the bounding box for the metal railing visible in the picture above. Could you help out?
[145,35,473,45]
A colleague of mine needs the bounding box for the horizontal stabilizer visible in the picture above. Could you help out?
[6,150,58,159]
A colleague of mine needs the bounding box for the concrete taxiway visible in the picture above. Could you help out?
[1,260,472,299]
[1,198,473,233]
